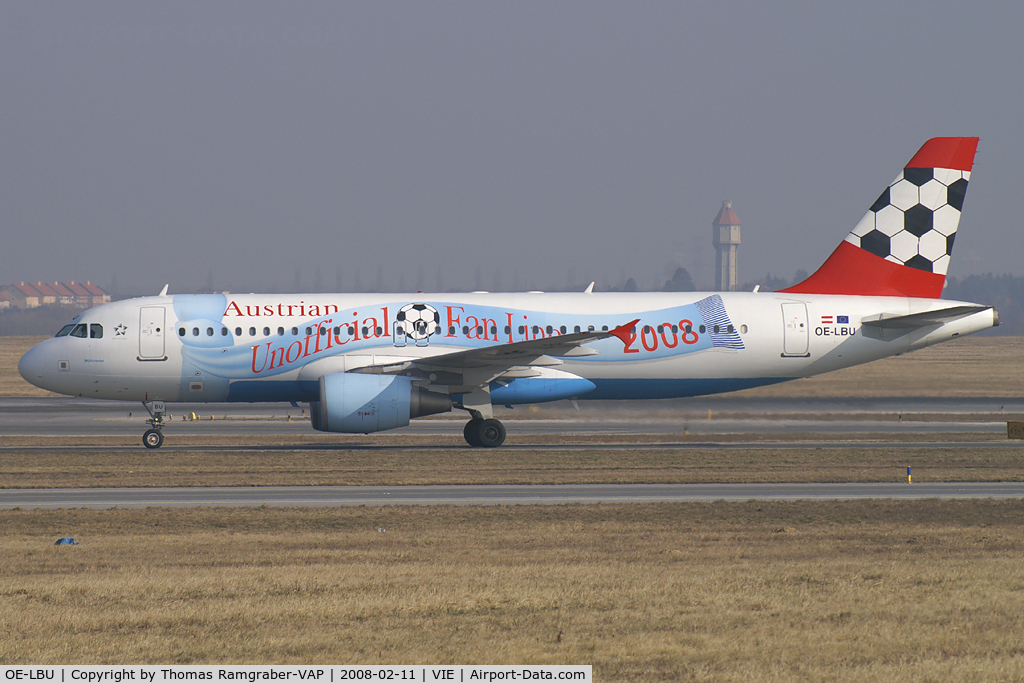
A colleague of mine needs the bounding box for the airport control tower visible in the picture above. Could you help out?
[712,201,741,291]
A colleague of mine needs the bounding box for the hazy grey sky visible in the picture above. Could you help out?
[4,2,1023,295]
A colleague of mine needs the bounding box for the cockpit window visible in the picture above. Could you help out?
[55,324,76,337]
[69,324,88,338]
[90,324,103,339]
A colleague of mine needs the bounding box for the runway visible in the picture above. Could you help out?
[4,396,1022,509]
[4,482,1024,509]
[2,396,1022,439]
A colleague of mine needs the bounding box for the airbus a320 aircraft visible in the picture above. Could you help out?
[19,137,997,448]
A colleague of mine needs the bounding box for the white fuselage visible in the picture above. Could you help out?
[18,290,997,404]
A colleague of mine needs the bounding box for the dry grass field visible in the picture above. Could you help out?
[0,439,1021,488]
[3,502,1024,680]
[3,335,1024,677]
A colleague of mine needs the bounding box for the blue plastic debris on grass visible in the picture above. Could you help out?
[54,537,81,545]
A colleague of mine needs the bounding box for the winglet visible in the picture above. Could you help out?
[609,319,640,347]
[158,284,169,297]
[584,282,595,294]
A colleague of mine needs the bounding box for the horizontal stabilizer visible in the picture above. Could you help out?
[860,305,994,339]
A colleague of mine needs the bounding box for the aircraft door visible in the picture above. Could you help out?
[781,303,809,357]
[139,306,167,360]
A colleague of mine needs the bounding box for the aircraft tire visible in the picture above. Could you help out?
[477,418,506,448]
[143,429,164,449]
[464,418,483,447]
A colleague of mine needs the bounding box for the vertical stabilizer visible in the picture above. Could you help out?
[781,137,978,298]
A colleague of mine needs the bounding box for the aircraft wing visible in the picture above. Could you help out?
[351,319,638,381]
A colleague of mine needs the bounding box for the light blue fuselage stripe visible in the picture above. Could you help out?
[224,377,796,403]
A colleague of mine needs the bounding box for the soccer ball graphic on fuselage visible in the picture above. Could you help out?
[18,137,997,448]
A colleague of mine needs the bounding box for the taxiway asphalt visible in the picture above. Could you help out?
[4,482,1024,509]
[3,396,1023,439]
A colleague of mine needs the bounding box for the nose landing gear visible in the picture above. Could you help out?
[142,400,167,449]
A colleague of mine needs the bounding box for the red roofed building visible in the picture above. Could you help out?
[0,281,111,309]
[29,282,59,306]
[79,281,111,305]
[49,282,76,305]
[64,282,93,307]
[2,282,43,308]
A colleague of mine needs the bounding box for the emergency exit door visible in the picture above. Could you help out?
[781,303,809,357]
[139,306,167,360]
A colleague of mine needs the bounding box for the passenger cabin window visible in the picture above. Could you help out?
[192,328,199,336]
[235,327,242,336]
[221,327,229,336]
[206,327,214,336]
[278,327,285,336]
[248,327,256,336]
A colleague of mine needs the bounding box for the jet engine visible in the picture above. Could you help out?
[310,373,452,433]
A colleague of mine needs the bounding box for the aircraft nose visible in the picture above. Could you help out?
[18,342,55,391]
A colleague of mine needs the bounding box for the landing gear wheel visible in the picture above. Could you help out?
[477,418,506,448]
[143,429,164,449]
[468,417,503,448]
[464,418,483,447]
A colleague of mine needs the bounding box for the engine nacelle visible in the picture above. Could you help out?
[310,373,452,433]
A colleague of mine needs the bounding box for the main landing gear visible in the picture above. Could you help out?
[463,416,506,448]
[142,400,166,449]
